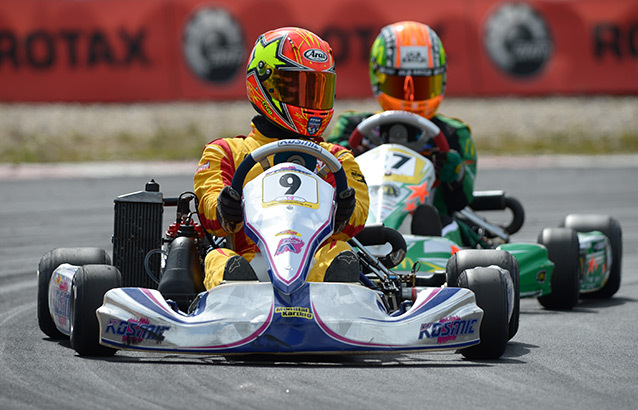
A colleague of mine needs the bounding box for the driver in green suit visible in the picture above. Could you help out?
[327,21,477,246]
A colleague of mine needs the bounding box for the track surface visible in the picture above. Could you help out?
[1,160,637,410]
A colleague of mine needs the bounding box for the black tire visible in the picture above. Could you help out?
[446,249,520,340]
[503,196,525,235]
[562,214,622,299]
[70,264,121,356]
[37,247,111,339]
[458,267,509,360]
[411,204,442,236]
[537,227,580,310]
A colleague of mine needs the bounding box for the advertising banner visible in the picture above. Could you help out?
[0,0,636,101]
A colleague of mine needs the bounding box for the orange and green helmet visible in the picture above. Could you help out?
[246,27,336,138]
[369,21,447,119]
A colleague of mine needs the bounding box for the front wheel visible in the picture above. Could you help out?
[446,249,520,340]
[458,267,510,360]
[37,247,111,339]
[537,227,580,310]
[70,264,121,356]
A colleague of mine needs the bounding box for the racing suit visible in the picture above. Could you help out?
[195,117,370,290]
[327,111,477,244]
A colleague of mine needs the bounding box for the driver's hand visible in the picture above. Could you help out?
[216,186,243,234]
[434,150,464,183]
[335,187,356,233]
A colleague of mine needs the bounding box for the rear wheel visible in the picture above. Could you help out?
[458,267,509,360]
[37,247,111,339]
[562,214,622,299]
[70,264,122,356]
[446,249,520,340]
[537,227,580,310]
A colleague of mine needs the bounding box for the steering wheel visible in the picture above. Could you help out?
[230,139,349,198]
[348,110,449,153]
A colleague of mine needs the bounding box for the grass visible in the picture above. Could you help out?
[3,127,638,164]
[476,131,638,156]
[1,96,637,163]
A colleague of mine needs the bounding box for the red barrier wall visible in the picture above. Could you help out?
[0,0,636,101]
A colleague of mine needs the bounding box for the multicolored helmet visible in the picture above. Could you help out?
[246,27,336,138]
[369,21,447,119]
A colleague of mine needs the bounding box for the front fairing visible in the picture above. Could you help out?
[97,282,482,354]
[243,163,336,295]
[356,144,436,230]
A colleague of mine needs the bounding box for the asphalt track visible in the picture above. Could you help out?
[1,157,637,410]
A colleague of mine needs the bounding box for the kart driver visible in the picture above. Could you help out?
[327,21,477,245]
[194,27,369,290]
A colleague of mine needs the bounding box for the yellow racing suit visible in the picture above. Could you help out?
[194,123,369,289]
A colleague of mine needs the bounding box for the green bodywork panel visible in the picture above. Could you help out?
[379,229,611,299]
[498,242,553,298]
[392,235,460,274]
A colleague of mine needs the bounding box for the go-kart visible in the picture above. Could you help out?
[350,110,623,314]
[37,139,513,360]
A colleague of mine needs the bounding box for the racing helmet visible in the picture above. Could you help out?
[369,21,447,119]
[246,27,336,138]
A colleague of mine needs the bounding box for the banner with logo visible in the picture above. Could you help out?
[0,0,636,101]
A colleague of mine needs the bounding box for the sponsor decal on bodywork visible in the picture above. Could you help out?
[275,306,314,320]
[105,318,170,344]
[418,316,478,343]
[274,237,305,256]
[276,229,301,236]
[536,269,547,283]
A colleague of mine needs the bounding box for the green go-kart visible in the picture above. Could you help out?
[350,111,623,326]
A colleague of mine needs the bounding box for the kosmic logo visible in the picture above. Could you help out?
[483,2,553,77]
[303,48,328,63]
[182,7,245,83]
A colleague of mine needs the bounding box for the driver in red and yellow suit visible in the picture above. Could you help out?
[194,27,369,290]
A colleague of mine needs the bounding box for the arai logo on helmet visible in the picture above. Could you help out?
[303,49,329,63]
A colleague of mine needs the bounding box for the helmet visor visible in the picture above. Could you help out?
[378,73,445,101]
[268,70,336,110]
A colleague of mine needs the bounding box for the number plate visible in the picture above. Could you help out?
[261,170,320,209]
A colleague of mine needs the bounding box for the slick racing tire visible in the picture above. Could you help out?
[446,249,520,340]
[457,267,509,360]
[37,247,111,339]
[537,227,580,310]
[70,264,121,357]
[562,214,622,299]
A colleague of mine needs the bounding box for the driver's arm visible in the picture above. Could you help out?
[194,138,244,237]
[441,123,477,213]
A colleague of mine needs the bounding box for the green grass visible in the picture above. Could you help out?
[2,127,637,164]
[475,131,638,156]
